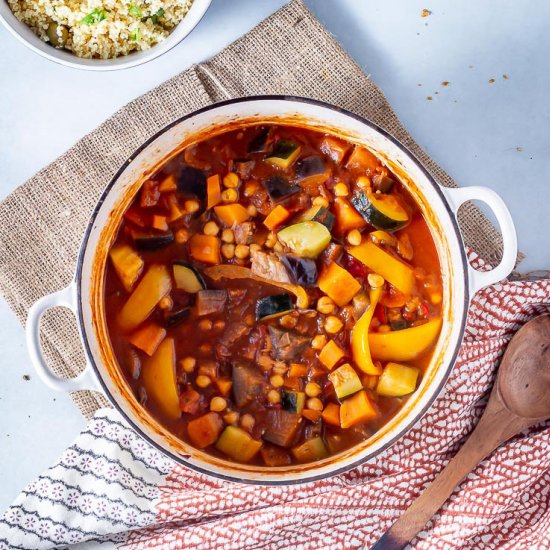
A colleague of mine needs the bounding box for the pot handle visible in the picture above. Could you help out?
[442,186,517,297]
[25,283,98,393]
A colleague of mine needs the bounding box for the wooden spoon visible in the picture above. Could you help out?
[372,313,550,550]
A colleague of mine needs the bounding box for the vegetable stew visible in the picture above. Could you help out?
[105,124,443,466]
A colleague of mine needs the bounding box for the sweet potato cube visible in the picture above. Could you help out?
[187,412,224,449]
[214,204,250,226]
[129,322,167,356]
[318,262,361,306]
[189,234,220,265]
[340,390,379,428]
[318,339,346,370]
[321,403,341,427]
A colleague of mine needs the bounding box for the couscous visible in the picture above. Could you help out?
[6,0,194,59]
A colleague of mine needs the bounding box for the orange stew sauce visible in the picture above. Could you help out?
[104,124,443,466]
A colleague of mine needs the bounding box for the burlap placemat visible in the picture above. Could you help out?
[0,0,506,419]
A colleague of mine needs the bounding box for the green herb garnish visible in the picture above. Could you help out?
[80,8,108,25]
[150,7,165,24]
[130,27,142,42]
[128,4,143,18]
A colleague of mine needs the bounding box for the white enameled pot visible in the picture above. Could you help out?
[0,0,212,71]
[25,97,517,484]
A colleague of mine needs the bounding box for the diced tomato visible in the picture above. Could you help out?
[179,385,203,415]
[140,180,161,208]
[375,303,387,324]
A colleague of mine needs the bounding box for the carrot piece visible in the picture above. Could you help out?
[216,377,233,397]
[302,409,322,422]
[207,174,222,209]
[159,174,177,193]
[318,339,346,370]
[318,262,361,306]
[283,377,302,391]
[345,146,379,172]
[214,204,250,226]
[152,215,168,231]
[189,234,220,265]
[187,412,224,449]
[166,194,185,222]
[332,197,367,235]
[289,363,308,378]
[321,403,341,426]
[263,205,290,231]
[340,390,379,428]
[129,322,167,356]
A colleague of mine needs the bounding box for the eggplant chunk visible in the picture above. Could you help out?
[280,254,318,287]
[165,307,190,328]
[178,165,207,199]
[269,326,310,361]
[264,175,300,203]
[264,409,303,448]
[248,127,272,154]
[295,156,330,186]
[232,364,267,407]
[196,290,227,316]
[234,159,256,179]
[134,232,174,251]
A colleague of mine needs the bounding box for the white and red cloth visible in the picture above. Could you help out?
[1,258,549,549]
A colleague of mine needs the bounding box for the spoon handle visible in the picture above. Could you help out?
[371,388,533,550]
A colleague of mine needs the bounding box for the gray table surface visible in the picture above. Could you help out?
[1,0,549,512]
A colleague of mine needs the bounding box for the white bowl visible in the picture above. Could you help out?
[0,0,212,70]
[26,97,517,484]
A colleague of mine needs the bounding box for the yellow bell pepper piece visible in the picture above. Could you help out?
[348,241,415,295]
[351,275,384,375]
[369,318,442,362]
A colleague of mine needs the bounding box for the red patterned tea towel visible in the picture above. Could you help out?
[1,255,549,550]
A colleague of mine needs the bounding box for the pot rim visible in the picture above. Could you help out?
[75,95,470,484]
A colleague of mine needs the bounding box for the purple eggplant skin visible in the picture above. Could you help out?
[248,126,272,154]
[178,165,207,200]
[295,156,327,182]
[134,232,174,251]
[280,254,318,287]
[165,307,190,328]
[196,290,228,316]
[264,175,300,203]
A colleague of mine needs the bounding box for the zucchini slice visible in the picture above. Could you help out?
[328,363,363,400]
[256,293,294,321]
[351,190,409,231]
[291,437,328,462]
[376,362,419,397]
[282,390,306,414]
[172,262,206,293]
[277,221,331,259]
[266,140,301,169]
[295,204,335,231]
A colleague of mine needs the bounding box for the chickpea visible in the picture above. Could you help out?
[203,221,219,236]
[270,374,284,388]
[249,243,261,254]
[356,176,370,189]
[184,199,200,213]
[221,243,235,259]
[324,315,344,334]
[180,357,196,373]
[347,229,362,246]
[159,296,173,310]
[305,382,322,397]
[317,296,335,315]
[223,172,240,189]
[240,413,255,431]
[210,396,228,412]
[247,204,258,217]
[235,244,250,259]
[175,228,190,244]
[221,189,238,203]
[311,334,327,350]
[272,362,288,375]
[198,319,213,331]
[334,182,349,197]
[221,228,234,243]
[378,324,391,333]
[306,397,323,411]
[267,389,281,404]
[198,342,212,355]
[312,196,329,208]
[223,411,239,424]
[213,319,226,331]
[196,375,211,388]
[258,355,273,370]
[368,273,385,289]
[280,314,297,329]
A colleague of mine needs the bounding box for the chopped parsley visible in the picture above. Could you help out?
[128,4,143,18]
[130,27,142,42]
[150,7,165,24]
[80,8,108,25]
